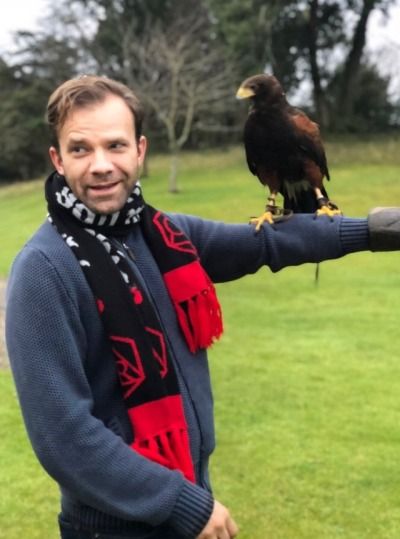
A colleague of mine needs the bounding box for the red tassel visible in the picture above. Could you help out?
[163,261,223,353]
[128,396,195,482]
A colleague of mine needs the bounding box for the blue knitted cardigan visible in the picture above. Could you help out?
[6,212,368,537]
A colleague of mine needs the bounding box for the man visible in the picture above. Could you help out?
[5,75,400,539]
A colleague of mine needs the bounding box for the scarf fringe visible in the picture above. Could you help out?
[131,428,195,482]
[163,261,223,354]
[128,396,195,482]
[175,287,223,354]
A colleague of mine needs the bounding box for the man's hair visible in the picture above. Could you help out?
[46,75,144,147]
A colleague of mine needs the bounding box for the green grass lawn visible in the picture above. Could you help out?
[1,138,400,538]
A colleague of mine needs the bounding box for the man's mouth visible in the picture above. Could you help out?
[90,181,120,192]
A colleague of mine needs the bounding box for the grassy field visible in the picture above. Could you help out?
[1,138,400,538]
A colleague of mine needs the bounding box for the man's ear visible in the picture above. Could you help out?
[49,146,64,175]
[137,135,147,168]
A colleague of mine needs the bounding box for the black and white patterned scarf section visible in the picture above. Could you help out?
[45,171,197,481]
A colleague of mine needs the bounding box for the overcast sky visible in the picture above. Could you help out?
[0,0,49,52]
[0,0,399,96]
[1,0,400,51]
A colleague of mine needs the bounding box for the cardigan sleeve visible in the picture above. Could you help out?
[170,214,369,282]
[5,244,213,537]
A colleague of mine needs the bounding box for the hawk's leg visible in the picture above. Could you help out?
[250,191,290,232]
[314,188,342,218]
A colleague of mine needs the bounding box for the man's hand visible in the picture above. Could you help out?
[196,500,239,539]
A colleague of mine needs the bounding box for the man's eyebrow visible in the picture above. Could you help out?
[66,137,87,146]
[65,135,131,147]
[109,136,130,143]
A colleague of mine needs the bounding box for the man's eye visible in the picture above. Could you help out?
[70,146,87,154]
[110,142,126,150]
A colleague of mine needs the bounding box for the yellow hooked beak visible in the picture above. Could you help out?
[236,86,255,99]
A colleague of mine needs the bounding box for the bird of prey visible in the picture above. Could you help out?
[236,73,341,231]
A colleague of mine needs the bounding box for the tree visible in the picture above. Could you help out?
[207,0,292,79]
[329,61,397,131]
[0,0,239,185]
[0,3,94,182]
[208,0,398,131]
[302,0,345,128]
[334,0,394,123]
[78,0,239,191]
[121,11,238,191]
[0,60,49,182]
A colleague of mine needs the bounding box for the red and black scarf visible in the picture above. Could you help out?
[45,172,223,482]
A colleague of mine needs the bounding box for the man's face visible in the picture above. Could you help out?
[49,94,147,215]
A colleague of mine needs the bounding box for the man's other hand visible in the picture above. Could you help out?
[196,499,239,539]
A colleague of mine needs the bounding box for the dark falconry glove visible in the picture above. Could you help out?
[368,207,400,251]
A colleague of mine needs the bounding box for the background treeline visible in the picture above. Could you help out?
[0,0,399,186]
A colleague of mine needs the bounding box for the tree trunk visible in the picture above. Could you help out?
[307,0,330,128]
[336,0,376,121]
[168,149,180,193]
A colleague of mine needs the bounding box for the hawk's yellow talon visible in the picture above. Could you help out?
[250,211,275,231]
[316,205,342,218]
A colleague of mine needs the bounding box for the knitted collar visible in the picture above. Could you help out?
[45,171,223,481]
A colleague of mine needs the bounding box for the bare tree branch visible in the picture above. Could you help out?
[118,7,238,191]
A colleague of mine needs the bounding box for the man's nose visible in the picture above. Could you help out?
[90,149,113,175]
